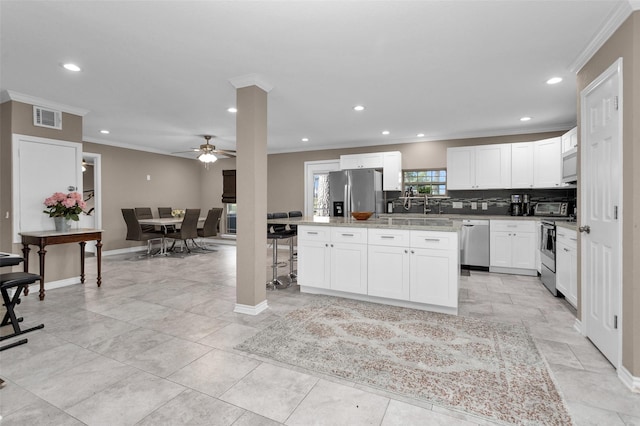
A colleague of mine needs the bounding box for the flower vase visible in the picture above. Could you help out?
[54,217,71,232]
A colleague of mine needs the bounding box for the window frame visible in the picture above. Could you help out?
[402,168,447,196]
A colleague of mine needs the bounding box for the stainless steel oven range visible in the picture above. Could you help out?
[534,202,572,296]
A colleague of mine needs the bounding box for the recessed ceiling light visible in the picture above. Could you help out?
[301,138,309,142]
[100,129,110,134]
[353,105,365,111]
[520,116,532,122]
[62,63,81,72]
[381,130,390,135]
[227,107,237,113]
[546,77,563,85]
[417,133,425,138]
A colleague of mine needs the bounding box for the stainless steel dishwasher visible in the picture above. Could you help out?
[460,219,490,268]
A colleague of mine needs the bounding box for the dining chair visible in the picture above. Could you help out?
[287,211,303,281]
[165,208,201,254]
[194,208,223,251]
[157,207,176,232]
[134,207,162,235]
[122,208,164,256]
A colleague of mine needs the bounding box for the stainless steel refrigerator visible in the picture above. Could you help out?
[329,169,383,217]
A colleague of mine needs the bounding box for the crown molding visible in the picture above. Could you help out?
[1,90,89,116]
[569,1,634,73]
[82,136,177,156]
[228,74,274,92]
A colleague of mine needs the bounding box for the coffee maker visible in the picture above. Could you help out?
[522,194,531,216]
[510,194,522,216]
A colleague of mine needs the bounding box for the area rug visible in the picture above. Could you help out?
[236,297,572,426]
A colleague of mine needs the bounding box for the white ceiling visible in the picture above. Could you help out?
[1,1,636,158]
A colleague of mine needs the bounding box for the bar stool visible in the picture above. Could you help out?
[1,272,45,351]
[287,211,303,281]
[267,212,295,290]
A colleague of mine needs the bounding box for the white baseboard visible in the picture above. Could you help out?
[10,276,82,296]
[619,365,640,393]
[234,300,269,316]
[103,246,147,256]
[573,318,584,335]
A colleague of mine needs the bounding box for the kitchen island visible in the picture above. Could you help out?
[271,216,460,315]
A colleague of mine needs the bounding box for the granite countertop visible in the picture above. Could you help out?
[269,216,461,232]
[556,221,578,231]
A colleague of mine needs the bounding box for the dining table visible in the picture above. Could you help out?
[138,216,207,255]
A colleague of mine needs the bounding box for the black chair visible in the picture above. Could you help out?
[158,207,176,233]
[165,209,201,253]
[194,208,223,251]
[122,208,165,256]
[267,212,295,289]
[134,207,162,234]
[1,256,44,351]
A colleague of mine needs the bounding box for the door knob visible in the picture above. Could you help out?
[579,225,591,234]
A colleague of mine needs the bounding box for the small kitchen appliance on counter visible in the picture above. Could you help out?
[510,194,522,216]
[522,194,531,216]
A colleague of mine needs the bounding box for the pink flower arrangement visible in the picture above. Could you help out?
[43,191,87,221]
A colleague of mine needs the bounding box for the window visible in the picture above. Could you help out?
[403,169,447,195]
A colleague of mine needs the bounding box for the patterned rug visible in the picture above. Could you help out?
[236,297,572,425]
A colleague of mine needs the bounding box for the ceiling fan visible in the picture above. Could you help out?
[174,135,236,167]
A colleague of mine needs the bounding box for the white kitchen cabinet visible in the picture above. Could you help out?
[447,144,511,190]
[489,220,537,275]
[340,152,383,170]
[297,226,332,289]
[556,227,578,307]
[511,142,535,188]
[561,127,578,153]
[533,137,562,188]
[298,225,368,295]
[382,151,402,191]
[368,228,457,308]
[446,146,475,189]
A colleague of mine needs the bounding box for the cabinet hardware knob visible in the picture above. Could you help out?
[411,250,415,254]
[404,249,408,253]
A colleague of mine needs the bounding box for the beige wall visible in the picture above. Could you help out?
[82,142,203,251]
[577,11,639,376]
[0,100,84,281]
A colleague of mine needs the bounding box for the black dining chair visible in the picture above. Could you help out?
[122,208,165,256]
[165,208,201,253]
[287,211,303,280]
[135,207,164,235]
[194,208,223,251]
[158,207,177,233]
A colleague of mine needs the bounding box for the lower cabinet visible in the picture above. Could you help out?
[297,225,367,295]
[489,220,537,275]
[556,227,578,307]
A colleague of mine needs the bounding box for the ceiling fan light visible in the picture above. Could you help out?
[198,152,217,163]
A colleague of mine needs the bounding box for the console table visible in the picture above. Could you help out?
[19,229,103,300]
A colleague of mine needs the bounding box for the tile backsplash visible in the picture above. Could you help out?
[385,188,577,216]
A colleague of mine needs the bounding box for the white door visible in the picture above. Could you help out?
[304,160,340,217]
[12,134,83,242]
[580,58,622,367]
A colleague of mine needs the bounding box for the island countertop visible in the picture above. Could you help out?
[268,215,461,232]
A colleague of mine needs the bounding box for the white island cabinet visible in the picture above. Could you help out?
[299,222,459,315]
[556,227,578,307]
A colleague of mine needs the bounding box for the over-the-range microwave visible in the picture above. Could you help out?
[562,147,577,183]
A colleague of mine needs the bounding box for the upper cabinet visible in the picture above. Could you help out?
[511,137,562,189]
[447,144,511,190]
[340,151,402,191]
[382,151,402,191]
[561,126,578,153]
[340,152,383,170]
[533,137,562,188]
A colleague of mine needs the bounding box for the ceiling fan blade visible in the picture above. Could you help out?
[171,149,200,154]
[214,149,237,156]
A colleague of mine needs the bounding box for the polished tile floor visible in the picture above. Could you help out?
[1,245,639,425]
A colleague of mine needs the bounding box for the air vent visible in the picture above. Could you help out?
[33,106,62,129]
